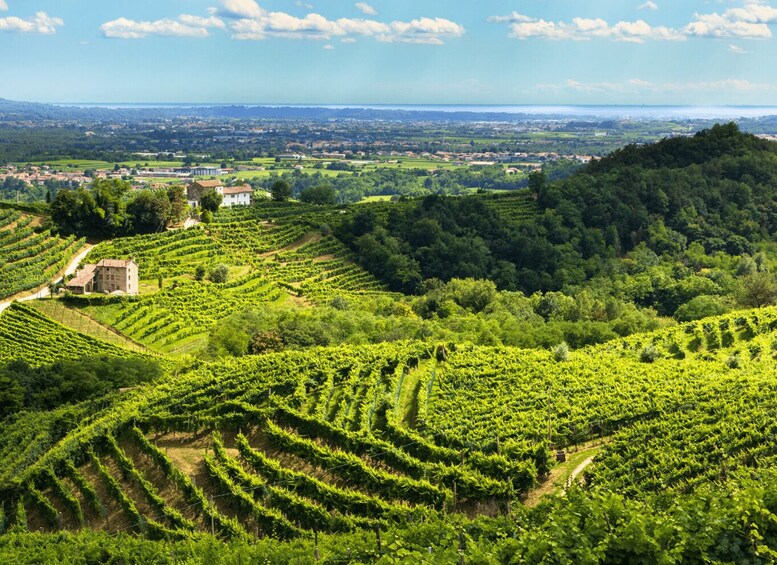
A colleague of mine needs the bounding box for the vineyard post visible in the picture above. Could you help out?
[546,383,553,448]
[314,528,320,561]
[209,496,214,536]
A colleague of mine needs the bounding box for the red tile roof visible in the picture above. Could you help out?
[66,265,96,287]
[223,185,252,195]
[96,259,136,268]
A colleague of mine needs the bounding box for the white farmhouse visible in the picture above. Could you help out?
[186,180,253,208]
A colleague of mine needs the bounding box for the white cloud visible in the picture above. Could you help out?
[492,2,777,42]
[355,3,377,16]
[323,43,334,49]
[0,2,8,12]
[179,15,225,29]
[231,11,343,40]
[218,0,264,19]
[379,17,464,45]
[685,2,777,39]
[498,12,682,42]
[223,0,463,44]
[101,1,463,45]
[0,11,63,34]
[729,43,749,53]
[487,12,534,25]
[101,15,223,39]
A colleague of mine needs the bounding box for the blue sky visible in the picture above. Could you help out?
[2,0,777,105]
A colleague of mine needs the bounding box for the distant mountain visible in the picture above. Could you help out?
[0,98,667,123]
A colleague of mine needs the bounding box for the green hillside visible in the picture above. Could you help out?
[3,306,777,560]
[6,127,777,562]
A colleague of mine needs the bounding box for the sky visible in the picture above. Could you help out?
[3,0,777,105]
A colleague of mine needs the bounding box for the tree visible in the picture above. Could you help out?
[200,189,222,213]
[194,265,207,281]
[674,295,729,322]
[0,373,24,419]
[51,188,101,237]
[167,185,188,224]
[210,264,229,283]
[528,170,546,196]
[737,271,777,308]
[126,190,171,234]
[299,184,336,205]
[271,179,292,202]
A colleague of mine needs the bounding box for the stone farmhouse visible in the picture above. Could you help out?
[66,259,139,295]
[186,180,252,208]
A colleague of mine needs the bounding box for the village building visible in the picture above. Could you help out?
[66,259,139,295]
[186,180,223,208]
[222,185,252,206]
[174,166,223,176]
[186,180,252,208]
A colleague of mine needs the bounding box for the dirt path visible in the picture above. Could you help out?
[0,243,96,315]
[523,438,609,507]
[562,455,595,495]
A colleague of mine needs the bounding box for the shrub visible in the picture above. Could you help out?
[726,353,741,369]
[640,345,661,363]
[210,264,229,284]
[194,265,207,281]
[552,342,570,362]
[248,331,284,355]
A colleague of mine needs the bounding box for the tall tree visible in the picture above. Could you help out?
[271,179,292,202]
[200,189,223,213]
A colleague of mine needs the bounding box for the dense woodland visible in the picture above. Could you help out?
[336,124,777,317]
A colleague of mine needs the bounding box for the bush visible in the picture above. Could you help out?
[674,295,729,322]
[194,265,207,281]
[210,264,229,284]
[248,331,284,355]
[726,353,741,369]
[200,210,213,224]
[552,342,570,362]
[640,345,661,363]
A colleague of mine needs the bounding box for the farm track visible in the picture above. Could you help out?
[0,243,95,315]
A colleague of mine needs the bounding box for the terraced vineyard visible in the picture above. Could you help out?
[480,192,539,224]
[86,227,222,279]
[75,218,390,354]
[0,209,85,300]
[0,302,144,365]
[4,308,777,544]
